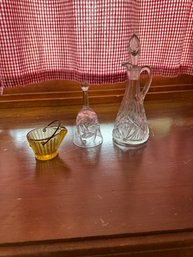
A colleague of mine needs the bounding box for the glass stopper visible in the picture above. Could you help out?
[128,34,141,65]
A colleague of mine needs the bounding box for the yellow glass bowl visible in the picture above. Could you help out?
[27,123,67,161]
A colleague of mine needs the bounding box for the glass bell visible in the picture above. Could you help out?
[73,83,103,148]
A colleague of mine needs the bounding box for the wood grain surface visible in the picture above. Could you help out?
[0,96,193,256]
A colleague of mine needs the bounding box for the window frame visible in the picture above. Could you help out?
[0,75,193,108]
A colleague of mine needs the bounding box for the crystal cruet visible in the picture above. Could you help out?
[113,34,152,146]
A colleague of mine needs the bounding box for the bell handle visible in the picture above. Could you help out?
[140,65,152,100]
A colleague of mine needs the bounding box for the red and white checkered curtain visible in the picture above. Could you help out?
[0,0,193,89]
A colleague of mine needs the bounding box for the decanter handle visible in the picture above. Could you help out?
[140,65,153,100]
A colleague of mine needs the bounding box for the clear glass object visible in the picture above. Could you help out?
[73,83,103,148]
[113,34,152,146]
[27,120,68,161]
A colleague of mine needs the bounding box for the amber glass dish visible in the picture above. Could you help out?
[27,125,67,161]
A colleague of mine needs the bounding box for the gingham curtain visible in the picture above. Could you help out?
[0,0,193,89]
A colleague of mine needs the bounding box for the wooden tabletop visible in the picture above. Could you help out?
[0,98,193,256]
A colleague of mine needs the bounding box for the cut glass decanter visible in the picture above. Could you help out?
[112,34,152,146]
